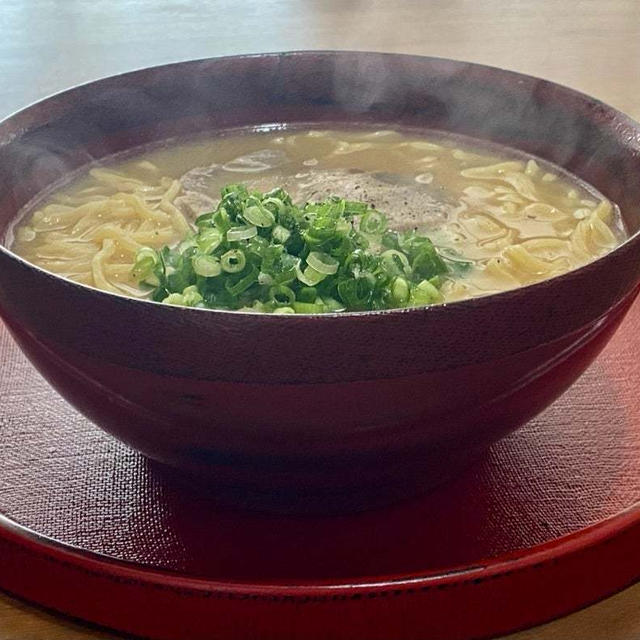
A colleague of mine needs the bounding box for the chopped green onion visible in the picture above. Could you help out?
[293,301,323,314]
[360,210,387,235]
[382,230,400,250]
[227,225,258,242]
[178,236,197,253]
[337,278,373,309]
[412,245,448,279]
[193,254,222,278]
[225,267,258,296]
[344,200,369,216]
[410,279,444,306]
[268,285,296,307]
[381,249,411,277]
[437,247,473,275]
[243,203,275,227]
[142,274,161,287]
[213,207,232,233]
[352,231,370,250]
[296,262,327,286]
[262,197,286,215]
[163,293,185,306]
[307,251,339,275]
[272,306,295,314]
[271,224,291,244]
[132,247,158,280]
[271,256,298,285]
[238,300,268,313]
[296,286,317,303]
[197,228,223,254]
[137,184,451,314]
[391,277,410,305]
[221,249,246,273]
[336,218,352,235]
[320,296,346,312]
[182,285,203,306]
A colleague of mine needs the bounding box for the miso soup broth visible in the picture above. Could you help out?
[10,127,626,312]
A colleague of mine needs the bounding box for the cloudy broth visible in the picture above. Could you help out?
[11,126,625,309]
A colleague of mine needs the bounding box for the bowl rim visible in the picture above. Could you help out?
[1,49,640,320]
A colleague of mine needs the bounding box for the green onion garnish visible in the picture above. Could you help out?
[271,224,291,244]
[391,276,410,305]
[269,285,296,307]
[243,201,275,228]
[132,246,158,280]
[381,249,411,277]
[227,225,258,242]
[307,251,339,275]
[197,228,223,253]
[193,254,222,278]
[360,210,387,235]
[296,263,327,286]
[135,184,454,313]
[221,249,246,273]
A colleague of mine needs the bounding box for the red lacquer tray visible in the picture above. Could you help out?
[1,299,640,640]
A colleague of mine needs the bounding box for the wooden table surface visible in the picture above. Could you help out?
[1,0,639,638]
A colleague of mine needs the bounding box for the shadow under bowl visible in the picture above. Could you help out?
[1,51,640,512]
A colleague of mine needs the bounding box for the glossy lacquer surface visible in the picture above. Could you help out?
[1,53,640,511]
[1,291,640,639]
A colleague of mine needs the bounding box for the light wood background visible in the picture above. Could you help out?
[1,0,639,638]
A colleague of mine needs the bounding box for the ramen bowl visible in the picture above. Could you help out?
[1,52,639,511]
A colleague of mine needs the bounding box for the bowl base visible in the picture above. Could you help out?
[147,445,483,515]
[2,300,640,640]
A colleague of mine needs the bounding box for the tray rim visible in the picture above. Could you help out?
[1,499,639,597]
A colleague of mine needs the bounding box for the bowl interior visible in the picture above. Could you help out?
[1,51,640,248]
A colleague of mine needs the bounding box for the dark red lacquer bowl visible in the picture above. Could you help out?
[1,52,639,511]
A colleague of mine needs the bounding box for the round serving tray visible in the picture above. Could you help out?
[1,298,640,640]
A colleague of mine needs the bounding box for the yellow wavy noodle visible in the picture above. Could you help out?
[53,193,111,206]
[496,192,527,204]
[333,141,376,155]
[91,238,118,292]
[441,279,474,302]
[462,186,496,200]
[502,172,538,201]
[159,199,191,237]
[90,168,151,193]
[416,155,438,167]
[443,209,516,260]
[525,159,540,176]
[452,149,487,162]
[521,203,565,221]
[570,209,618,259]
[105,263,136,276]
[447,155,621,300]
[519,237,574,262]
[479,245,564,291]
[551,217,577,238]
[400,141,444,152]
[112,193,169,222]
[86,225,145,253]
[500,202,519,216]
[481,257,522,287]
[460,161,524,179]
[503,244,562,277]
[12,165,189,295]
[589,214,618,248]
[593,199,613,223]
